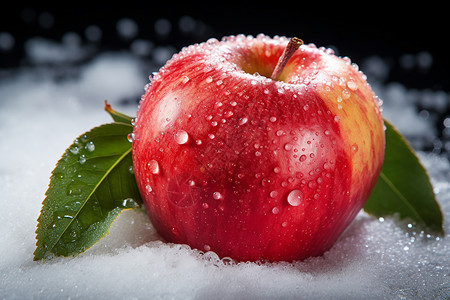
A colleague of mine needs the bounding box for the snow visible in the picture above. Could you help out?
[1,25,449,299]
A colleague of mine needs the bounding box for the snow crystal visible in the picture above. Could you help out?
[0,23,449,299]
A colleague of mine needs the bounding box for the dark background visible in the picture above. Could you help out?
[1,2,449,155]
[0,2,448,92]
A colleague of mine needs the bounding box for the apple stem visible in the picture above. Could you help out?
[270,37,303,81]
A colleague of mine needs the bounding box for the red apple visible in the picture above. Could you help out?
[132,34,385,262]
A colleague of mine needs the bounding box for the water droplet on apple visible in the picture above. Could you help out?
[213,192,222,200]
[287,189,303,206]
[284,143,293,151]
[204,244,211,251]
[276,130,285,136]
[147,159,160,174]
[206,37,219,45]
[206,76,213,83]
[182,76,190,84]
[270,191,278,198]
[127,133,135,142]
[238,117,248,125]
[171,227,179,236]
[273,166,281,174]
[263,88,270,94]
[224,111,233,118]
[202,203,209,209]
[261,178,273,186]
[342,89,351,99]
[269,116,277,122]
[272,207,280,214]
[375,96,383,108]
[174,129,189,145]
[347,80,358,91]
[299,155,307,162]
[342,56,352,64]
[352,143,359,152]
[145,185,152,192]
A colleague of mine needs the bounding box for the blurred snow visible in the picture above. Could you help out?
[0,24,449,299]
[25,34,93,64]
[117,18,139,40]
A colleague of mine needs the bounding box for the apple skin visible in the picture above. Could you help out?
[132,35,385,262]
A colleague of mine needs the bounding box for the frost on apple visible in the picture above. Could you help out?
[0,14,449,299]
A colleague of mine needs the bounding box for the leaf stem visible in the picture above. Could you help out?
[104,100,134,124]
[270,37,303,81]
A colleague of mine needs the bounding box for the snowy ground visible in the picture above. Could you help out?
[0,17,449,300]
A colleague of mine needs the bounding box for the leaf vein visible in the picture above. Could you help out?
[47,147,132,254]
[379,168,423,222]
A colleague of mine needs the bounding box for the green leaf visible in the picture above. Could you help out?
[104,100,134,124]
[34,122,142,260]
[364,119,444,235]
